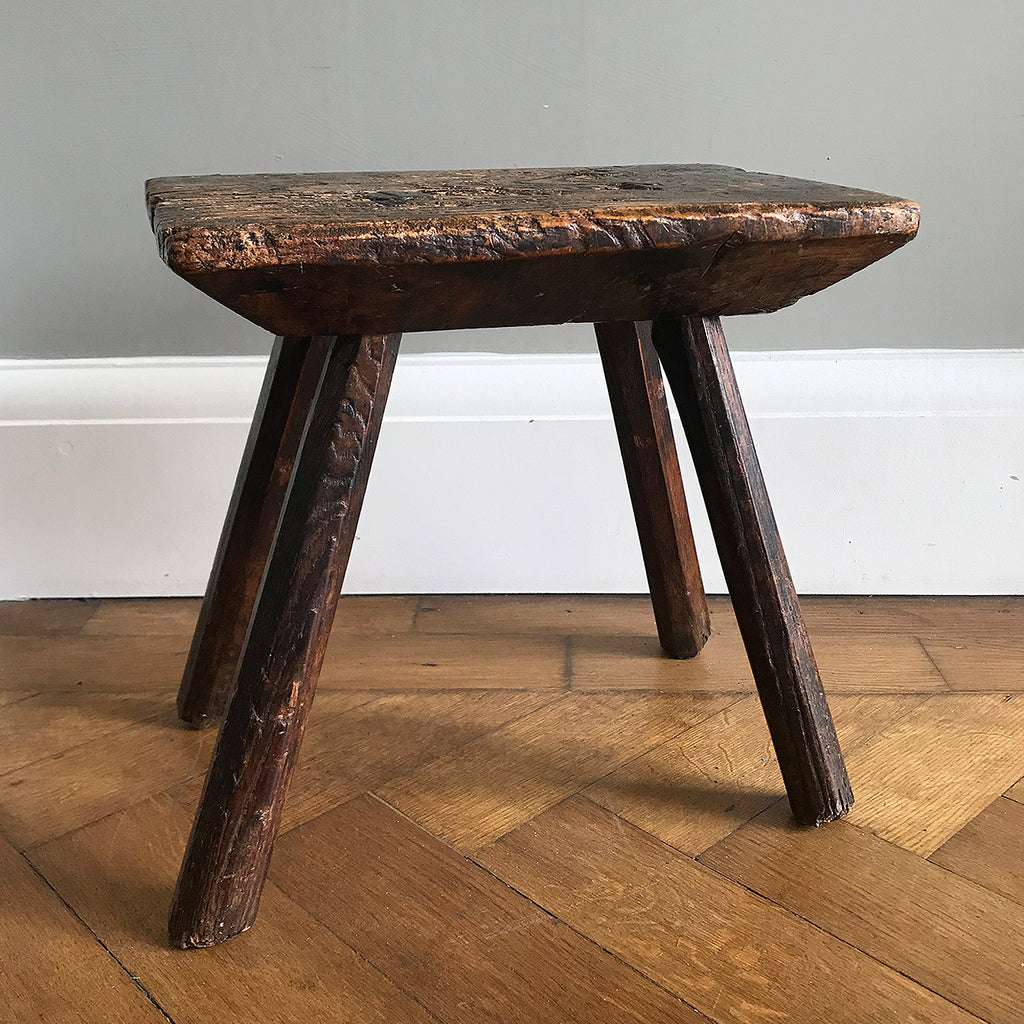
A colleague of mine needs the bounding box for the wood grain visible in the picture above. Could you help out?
[0,828,169,1023]
[476,796,975,1024]
[177,335,338,727]
[0,690,167,777]
[411,592,694,636]
[176,690,558,836]
[929,796,1024,905]
[797,595,1024,638]
[81,594,419,638]
[272,793,707,1024]
[845,692,1024,853]
[29,793,437,1024]
[918,637,1024,690]
[82,597,201,636]
[0,598,98,636]
[319,631,567,689]
[594,320,710,658]
[0,595,1017,1023]
[701,801,1024,1024]
[653,316,852,825]
[569,631,947,692]
[170,333,400,948]
[1004,774,1024,803]
[0,708,215,850]
[146,164,918,336]
[585,693,926,855]
[0,633,189,692]
[378,692,737,851]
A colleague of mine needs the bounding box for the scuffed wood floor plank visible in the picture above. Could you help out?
[272,793,707,1024]
[1,594,1020,1023]
[585,693,927,855]
[843,692,1024,854]
[28,792,437,1024]
[701,801,1024,1024]
[929,796,1024,905]
[0,827,169,1023]
[377,691,738,851]
[476,796,977,1024]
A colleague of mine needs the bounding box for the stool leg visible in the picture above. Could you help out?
[595,321,711,657]
[177,335,336,728]
[651,316,853,826]
[169,332,401,948]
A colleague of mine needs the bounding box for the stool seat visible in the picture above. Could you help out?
[147,164,919,336]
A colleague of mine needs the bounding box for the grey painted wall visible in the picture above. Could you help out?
[3,1,1020,358]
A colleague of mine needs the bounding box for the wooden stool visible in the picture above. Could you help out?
[146,164,919,948]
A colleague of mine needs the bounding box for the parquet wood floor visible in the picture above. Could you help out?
[2,595,1021,1023]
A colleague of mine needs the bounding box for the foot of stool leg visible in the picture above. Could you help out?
[595,321,710,657]
[652,316,853,825]
[169,332,401,948]
[177,336,337,728]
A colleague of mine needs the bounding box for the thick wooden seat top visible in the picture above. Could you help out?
[146,164,919,336]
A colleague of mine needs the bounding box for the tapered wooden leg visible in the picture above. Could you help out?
[177,336,337,728]
[169,332,401,948]
[594,321,710,657]
[651,316,853,826]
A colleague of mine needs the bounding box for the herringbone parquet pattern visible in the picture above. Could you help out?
[1,595,1021,1022]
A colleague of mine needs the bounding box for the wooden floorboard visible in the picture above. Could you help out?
[700,801,1024,1024]
[0,594,1020,1023]
[475,796,979,1023]
[929,796,1024,905]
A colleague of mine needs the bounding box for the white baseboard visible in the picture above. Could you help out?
[1,349,1022,599]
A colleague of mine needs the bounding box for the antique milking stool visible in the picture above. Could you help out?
[146,164,919,948]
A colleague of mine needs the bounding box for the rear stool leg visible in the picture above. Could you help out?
[177,335,337,727]
[595,321,710,657]
[651,316,853,825]
[169,332,401,948]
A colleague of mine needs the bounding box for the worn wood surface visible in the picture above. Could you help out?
[585,693,925,855]
[147,164,919,336]
[169,332,400,948]
[476,797,974,1024]
[272,795,704,1024]
[844,692,1024,854]
[930,796,1024,906]
[3,594,1022,1022]
[31,794,438,1024]
[379,691,736,851]
[594,320,710,658]
[0,827,169,1023]
[652,316,852,825]
[177,335,336,727]
[702,801,1024,1024]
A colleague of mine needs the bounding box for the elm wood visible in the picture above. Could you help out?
[169,331,400,949]
[651,316,853,826]
[177,335,336,728]
[270,794,705,1024]
[475,796,974,1024]
[701,802,1024,1024]
[594,320,710,658]
[146,164,919,336]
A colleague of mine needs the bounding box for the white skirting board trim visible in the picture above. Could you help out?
[1,349,1022,599]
